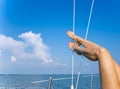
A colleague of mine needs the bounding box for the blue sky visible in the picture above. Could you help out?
[0,0,120,74]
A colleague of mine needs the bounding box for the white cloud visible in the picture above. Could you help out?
[11,56,16,63]
[0,31,54,64]
[19,31,53,63]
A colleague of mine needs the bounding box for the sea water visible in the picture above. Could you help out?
[0,74,101,89]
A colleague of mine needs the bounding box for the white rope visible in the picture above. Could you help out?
[75,0,95,89]
[71,0,76,89]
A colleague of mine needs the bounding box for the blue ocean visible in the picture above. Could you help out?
[0,74,101,89]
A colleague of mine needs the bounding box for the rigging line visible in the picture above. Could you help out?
[73,0,76,34]
[71,0,76,89]
[71,54,74,89]
[75,0,95,89]
[75,59,83,89]
[85,0,94,40]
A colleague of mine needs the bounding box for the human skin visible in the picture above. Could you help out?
[67,31,120,89]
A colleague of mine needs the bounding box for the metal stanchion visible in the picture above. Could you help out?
[48,77,52,89]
